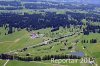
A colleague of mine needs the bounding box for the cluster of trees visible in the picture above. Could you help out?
[0,12,82,34]
[0,10,99,34]
[0,54,81,61]
[81,39,97,43]
[90,39,97,43]
[0,1,22,10]
[0,7,23,10]
[83,25,100,35]
[23,2,67,9]
[0,0,99,10]
[0,1,21,6]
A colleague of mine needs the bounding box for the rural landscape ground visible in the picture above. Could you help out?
[0,0,100,66]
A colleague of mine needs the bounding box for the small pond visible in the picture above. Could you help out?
[69,51,85,57]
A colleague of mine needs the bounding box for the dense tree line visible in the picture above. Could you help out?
[83,25,100,35]
[0,1,21,6]
[0,1,100,10]
[0,12,82,34]
[0,11,99,34]
[81,39,97,43]
[0,54,81,61]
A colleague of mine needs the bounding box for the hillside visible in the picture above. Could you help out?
[0,0,100,66]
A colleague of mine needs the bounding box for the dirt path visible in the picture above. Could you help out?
[0,41,13,44]
[0,34,28,44]
[3,60,9,66]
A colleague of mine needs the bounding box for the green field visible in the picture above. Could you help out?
[0,60,90,66]
[0,26,100,66]
[0,0,100,66]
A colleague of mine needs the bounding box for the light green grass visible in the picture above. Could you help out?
[0,60,6,66]
[6,60,52,66]
[0,29,45,53]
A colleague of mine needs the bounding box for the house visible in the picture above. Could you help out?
[30,32,39,39]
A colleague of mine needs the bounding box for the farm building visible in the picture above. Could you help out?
[30,32,39,39]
